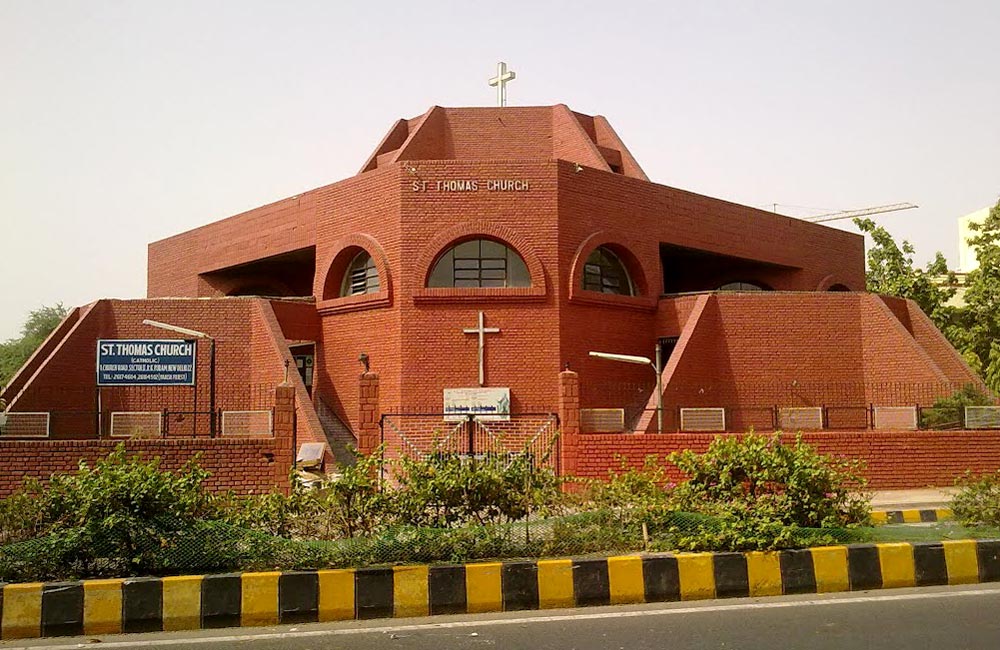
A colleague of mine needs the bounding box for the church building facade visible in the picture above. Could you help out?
[1,104,994,491]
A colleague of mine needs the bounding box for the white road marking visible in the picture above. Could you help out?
[7,587,1000,650]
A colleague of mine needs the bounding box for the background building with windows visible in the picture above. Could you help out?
[1,104,993,491]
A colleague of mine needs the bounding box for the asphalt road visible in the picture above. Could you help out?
[5,583,1000,650]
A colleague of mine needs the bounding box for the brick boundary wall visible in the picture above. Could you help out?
[0,385,297,498]
[569,430,1000,489]
[0,438,282,497]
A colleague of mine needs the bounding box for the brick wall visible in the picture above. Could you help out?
[0,384,297,498]
[571,430,1000,489]
[4,298,317,443]
[8,299,277,430]
[0,437,284,497]
[902,298,984,387]
[311,164,402,429]
[147,191,322,298]
[592,293,983,434]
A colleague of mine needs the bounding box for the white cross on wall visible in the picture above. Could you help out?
[463,311,501,386]
[488,61,516,107]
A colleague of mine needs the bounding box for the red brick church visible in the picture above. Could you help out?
[1,103,995,492]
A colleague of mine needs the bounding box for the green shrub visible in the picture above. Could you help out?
[213,449,394,540]
[587,455,672,532]
[952,470,1000,526]
[0,490,47,545]
[214,487,315,539]
[309,449,395,539]
[0,434,885,581]
[665,433,870,551]
[392,452,563,528]
[16,445,216,577]
[921,385,994,429]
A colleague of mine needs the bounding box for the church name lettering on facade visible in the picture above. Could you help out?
[411,179,530,192]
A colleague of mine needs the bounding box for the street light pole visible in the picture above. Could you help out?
[654,344,663,434]
[142,319,216,437]
[588,350,663,433]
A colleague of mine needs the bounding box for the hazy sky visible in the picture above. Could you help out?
[2,1,998,340]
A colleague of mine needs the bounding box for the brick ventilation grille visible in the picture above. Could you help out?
[221,411,273,437]
[380,414,559,469]
[580,408,625,433]
[0,412,49,437]
[679,408,725,432]
[110,412,162,438]
[874,407,918,430]
[966,406,1000,429]
[777,407,824,431]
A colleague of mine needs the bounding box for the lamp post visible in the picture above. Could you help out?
[589,349,663,433]
[142,319,216,437]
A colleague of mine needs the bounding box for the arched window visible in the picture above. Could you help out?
[828,283,850,292]
[582,246,634,295]
[427,239,531,288]
[717,281,769,291]
[341,251,380,296]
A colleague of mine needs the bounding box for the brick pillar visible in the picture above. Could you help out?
[558,370,580,477]
[357,371,380,456]
[272,384,296,494]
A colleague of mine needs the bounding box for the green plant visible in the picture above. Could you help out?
[310,449,395,539]
[0,490,47,545]
[27,445,217,576]
[952,470,1000,527]
[1,304,68,385]
[920,385,994,430]
[216,484,317,539]
[392,452,562,528]
[665,432,870,551]
[588,455,672,527]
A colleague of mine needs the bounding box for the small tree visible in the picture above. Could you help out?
[853,218,956,329]
[954,199,1000,392]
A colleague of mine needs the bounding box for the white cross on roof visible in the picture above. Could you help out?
[488,61,516,107]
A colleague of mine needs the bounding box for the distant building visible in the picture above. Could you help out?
[958,206,991,273]
[940,206,991,307]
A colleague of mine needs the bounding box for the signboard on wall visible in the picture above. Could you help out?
[97,339,197,386]
[443,387,511,421]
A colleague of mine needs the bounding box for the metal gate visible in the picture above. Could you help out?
[379,412,560,472]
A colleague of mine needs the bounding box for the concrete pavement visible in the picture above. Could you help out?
[870,487,958,511]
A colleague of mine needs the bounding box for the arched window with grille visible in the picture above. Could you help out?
[427,239,531,288]
[341,251,380,296]
[582,246,634,296]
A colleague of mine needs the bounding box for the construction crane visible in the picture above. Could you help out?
[802,202,918,224]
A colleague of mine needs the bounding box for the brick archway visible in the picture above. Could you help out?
[315,234,393,303]
[569,231,656,308]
